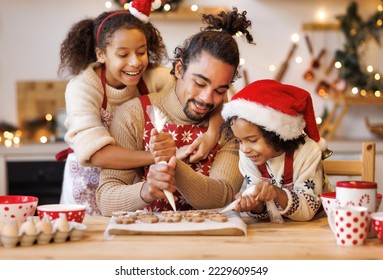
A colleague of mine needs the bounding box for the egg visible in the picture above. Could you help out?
[36,213,53,234]
[1,218,19,237]
[54,213,70,232]
[19,216,37,236]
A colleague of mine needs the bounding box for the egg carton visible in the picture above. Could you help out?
[0,214,87,248]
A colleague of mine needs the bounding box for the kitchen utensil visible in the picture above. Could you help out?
[146,105,177,212]
[220,185,256,213]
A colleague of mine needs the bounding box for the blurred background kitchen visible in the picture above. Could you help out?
[1,0,382,205]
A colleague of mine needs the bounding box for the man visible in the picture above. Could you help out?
[96,8,255,215]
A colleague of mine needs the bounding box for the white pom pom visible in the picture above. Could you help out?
[317,137,327,152]
[151,0,162,10]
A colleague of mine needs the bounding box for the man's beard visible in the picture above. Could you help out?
[184,98,214,122]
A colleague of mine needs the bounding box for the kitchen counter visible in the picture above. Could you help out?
[1,215,382,260]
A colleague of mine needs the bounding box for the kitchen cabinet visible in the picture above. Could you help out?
[0,142,68,203]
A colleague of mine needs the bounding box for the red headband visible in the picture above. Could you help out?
[96,11,130,46]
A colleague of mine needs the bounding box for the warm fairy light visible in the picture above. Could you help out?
[316,117,322,125]
[375,91,382,97]
[239,58,245,66]
[375,73,381,80]
[4,131,13,139]
[378,4,383,12]
[105,1,112,9]
[315,9,327,22]
[45,114,53,121]
[377,19,383,27]
[190,5,198,12]
[295,56,303,64]
[367,65,374,72]
[360,89,367,96]
[4,139,12,148]
[351,87,359,95]
[163,4,171,11]
[268,65,276,72]
[13,136,20,145]
[335,61,342,68]
[40,136,48,144]
[290,33,300,43]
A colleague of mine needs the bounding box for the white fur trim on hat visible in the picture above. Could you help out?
[152,0,161,9]
[317,137,327,152]
[222,98,306,141]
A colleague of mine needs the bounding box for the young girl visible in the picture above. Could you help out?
[221,79,333,221]
[57,0,221,215]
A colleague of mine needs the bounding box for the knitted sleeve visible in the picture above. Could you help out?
[96,98,148,216]
[174,136,244,209]
[64,70,115,165]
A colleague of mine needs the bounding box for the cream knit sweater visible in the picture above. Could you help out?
[64,63,172,165]
[97,80,244,216]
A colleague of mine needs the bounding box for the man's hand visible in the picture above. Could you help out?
[140,156,178,203]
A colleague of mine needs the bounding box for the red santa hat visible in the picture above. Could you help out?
[222,79,327,151]
[129,0,162,23]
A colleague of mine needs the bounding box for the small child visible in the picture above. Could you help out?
[221,79,333,221]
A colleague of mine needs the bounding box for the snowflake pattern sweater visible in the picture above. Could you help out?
[239,137,333,221]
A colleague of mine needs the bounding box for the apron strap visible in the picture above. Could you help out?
[101,66,108,110]
[137,78,149,95]
[256,150,294,185]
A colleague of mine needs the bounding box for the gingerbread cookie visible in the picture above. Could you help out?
[115,215,137,224]
[140,215,160,224]
[209,213,228,222]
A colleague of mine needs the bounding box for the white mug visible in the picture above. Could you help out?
[328,206,369,246]
[336,181,377,238]
[336,181,377,212]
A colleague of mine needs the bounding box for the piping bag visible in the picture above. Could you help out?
[146,105,177,212]
[220,183,284,224]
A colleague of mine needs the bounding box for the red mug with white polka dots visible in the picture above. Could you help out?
[328,206,369,246]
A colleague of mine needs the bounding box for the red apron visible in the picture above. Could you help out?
[139,94,221,212]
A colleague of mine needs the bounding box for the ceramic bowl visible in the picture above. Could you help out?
[37,204,86,223]
[370,212,383,243]
[320,191,338,216]
[321,192,382,216]
[0,195,38,223]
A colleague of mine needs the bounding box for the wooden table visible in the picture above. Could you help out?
[1,215,382,260]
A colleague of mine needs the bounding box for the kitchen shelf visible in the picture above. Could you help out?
[302,22,340,31]
[319,90,383,140]
[151,6,227,21]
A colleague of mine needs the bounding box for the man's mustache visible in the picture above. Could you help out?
[191,99,214,111]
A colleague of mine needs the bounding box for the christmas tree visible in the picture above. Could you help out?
[335,1,383,93]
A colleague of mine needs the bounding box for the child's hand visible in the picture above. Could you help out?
[233,190,259,213]
[149,128,176,163]
[253,180,278,202]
